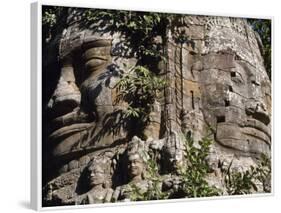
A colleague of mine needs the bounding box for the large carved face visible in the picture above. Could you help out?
[198,18,271,157]
[47,34,131,157]
[165,16,271,162]
[199,52,271,156]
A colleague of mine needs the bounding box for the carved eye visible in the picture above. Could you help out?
[230,71,244,84]
[230,71,236,77]
[250,76,261,86]
[224,99,230,106]
[85,58,107,71]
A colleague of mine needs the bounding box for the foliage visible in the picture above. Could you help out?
[255,154,271,192]
[42,6,66,44]
[84,9,171,137]
[175,135,271,197]
[43,7,271,80]
[117,65,166,134]
[42,10,57,28]
[221,154,271,195]
[248,19,271,80]
[83,9,168,60]
[129,134,221,200]
[82,9,191,71]
[178,135,221,197]
[222,161,258,195]
[126,134,271,201]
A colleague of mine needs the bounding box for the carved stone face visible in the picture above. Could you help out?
[47,36,129,157]
[165,16,271,159]
[43,9,272,205]
[199,53,271,156]
[128,153,144,181]
[197,17,271,157]
[89,165,106,187]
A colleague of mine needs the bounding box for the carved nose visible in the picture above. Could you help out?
[48,79,81,117]
[48,59,81,117]
[246,101,270,125]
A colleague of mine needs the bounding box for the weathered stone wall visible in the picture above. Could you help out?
[42,8,271,206]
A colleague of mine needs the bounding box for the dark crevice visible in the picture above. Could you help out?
[217,116,226,123]
[191,90,195,109]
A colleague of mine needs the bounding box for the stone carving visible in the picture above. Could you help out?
[42,7,271,206]
[81,157,114,204]
[112,137,151,201]
[127,137,147,183]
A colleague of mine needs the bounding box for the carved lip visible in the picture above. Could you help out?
[89,176,103,184]
[50,110,92,131]
[241,119,271,144]
[242,119,271,137]
[49,123,92,141]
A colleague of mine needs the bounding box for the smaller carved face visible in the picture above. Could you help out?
[128,154,144,179]
[89,166,106,187]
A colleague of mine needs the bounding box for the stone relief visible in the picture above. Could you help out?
[81,157,114,204]
[42,7,271,206]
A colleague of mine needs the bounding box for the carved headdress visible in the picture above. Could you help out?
[127,136,149,163]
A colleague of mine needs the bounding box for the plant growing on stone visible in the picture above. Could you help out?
[222,161,258,195]
[116,65,166,135]
[255,154,271,192]
[82,9,196,73]
[177,135,221,198]
[221,154,271,195]
[83,10,167,60]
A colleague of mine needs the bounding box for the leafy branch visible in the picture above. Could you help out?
[178,135,221,198]
[116,65,166,135]
[42,6,65,43]
[221,154,271,195]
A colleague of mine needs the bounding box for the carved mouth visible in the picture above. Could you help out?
[216,119,271,155]
[49,109,94,141]
[130,167,140,174]
[90,177,99,183]
[49,123,92,142]
[241,118,271,145]
[51,111,91,128]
